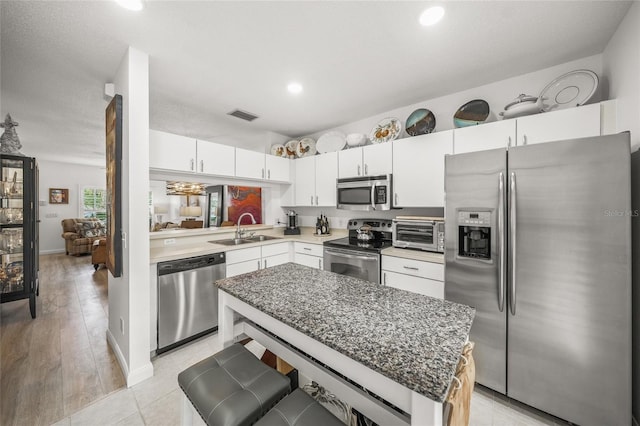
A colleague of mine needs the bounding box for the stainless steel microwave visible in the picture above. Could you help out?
[392,217,445,253]
[336,174,392,211]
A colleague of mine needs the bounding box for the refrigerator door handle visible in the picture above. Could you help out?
[509,172,517,315]
[498,172,505,312]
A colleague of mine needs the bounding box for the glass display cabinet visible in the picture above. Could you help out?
[0,154,38,318]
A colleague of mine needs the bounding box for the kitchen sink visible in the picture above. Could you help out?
[210,235,282,246]
[243,235,281,242]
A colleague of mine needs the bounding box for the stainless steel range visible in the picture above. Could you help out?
[323,219,393,284]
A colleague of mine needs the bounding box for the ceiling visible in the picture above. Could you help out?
[0,0,632,166]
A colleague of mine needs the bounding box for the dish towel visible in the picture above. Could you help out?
[444,341,476,426]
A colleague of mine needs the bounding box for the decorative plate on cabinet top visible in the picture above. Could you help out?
[316,131,346,153]
[453,99,489,128]
[405,109,435,136]
[296,137,317,157]
[369,117,402,143]
[284,140,299,158]
[538,69,598,112]
[270,144,286,157]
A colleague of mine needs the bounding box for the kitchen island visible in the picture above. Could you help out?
[216,262,475,426]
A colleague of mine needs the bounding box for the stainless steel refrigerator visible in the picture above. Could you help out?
[444,133,631,426]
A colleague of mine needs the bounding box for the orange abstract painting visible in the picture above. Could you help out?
[228,186,262,225]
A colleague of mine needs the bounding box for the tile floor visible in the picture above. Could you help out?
[49,331,566,426]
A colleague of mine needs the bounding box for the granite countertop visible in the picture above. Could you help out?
[216,263,475,403]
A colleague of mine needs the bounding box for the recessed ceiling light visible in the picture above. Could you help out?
[287,82,303,95]
[115,0,144,11]
[419,6,445,26]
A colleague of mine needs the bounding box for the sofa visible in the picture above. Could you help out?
[61,218,106,256]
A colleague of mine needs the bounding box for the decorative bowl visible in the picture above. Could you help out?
[346,133,368,147]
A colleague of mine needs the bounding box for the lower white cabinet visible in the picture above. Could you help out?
[381,255,444,299]
[293,242,323,269]
[226,243,291,278]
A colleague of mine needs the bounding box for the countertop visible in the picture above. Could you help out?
[216,263,475,403]
[381,247,444,264]
[150,227,347,264]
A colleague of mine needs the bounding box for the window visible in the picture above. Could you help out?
[82,187,107,220]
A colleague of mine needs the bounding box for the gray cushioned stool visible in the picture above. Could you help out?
[178,343,291,426]
[255,388,344,426]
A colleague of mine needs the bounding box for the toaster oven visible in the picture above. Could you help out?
[392,217,445,253]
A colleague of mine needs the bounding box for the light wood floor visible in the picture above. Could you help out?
[0,253,125,426]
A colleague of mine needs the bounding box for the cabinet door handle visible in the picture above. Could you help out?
[357,165,361,176]
[268,169,271,179]
[310,195,314,205]
[318,258,322,269]
[303,247,312,251]
[200,160,204,172]
[383,272,387,285]
[364,164,368,175]
[403,265,419,271]
[190,159,195,171]
[262,168,265,178]
[264,259,268,268]
[522,135,527,145]
[315,195,318,205]
[394,193,398,206]
[258,260,261,270]
[507,136,512,148]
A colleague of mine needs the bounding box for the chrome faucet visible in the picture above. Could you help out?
[236,212,256,239]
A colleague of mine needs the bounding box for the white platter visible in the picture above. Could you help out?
[539,69,598,112]
[369,117,402,144]
[284,140,299,158]
[270,144,286,157]
[316,131,346,153]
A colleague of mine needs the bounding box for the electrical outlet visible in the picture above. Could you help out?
[164,238,176,245]
[45,213,58,218]
[120,317,124,334]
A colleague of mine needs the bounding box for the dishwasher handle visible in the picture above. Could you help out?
[158,253,226,276]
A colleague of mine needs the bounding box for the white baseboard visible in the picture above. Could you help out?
[106,329,154,387]
[40,249,66,255]
[107,329,129,382]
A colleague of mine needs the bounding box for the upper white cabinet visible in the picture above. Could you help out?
[338,144,392,178]
[392,130,453,207]
[197,139,235,176]
[149,130,198,173]
[515,103,601,146]
[453,120,516,154]
[294,152,338,207]
[265,155,291,182]
[235,148,266,180]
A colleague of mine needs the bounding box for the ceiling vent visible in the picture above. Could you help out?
[227,109,259,122]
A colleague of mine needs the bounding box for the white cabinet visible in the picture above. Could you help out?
[338,144,392,178]
[149,130,197,172]
[453,120,516,154]
[515,103,601,146]
[226,242,291,278]
[392,131,453,207]
[265,155,291,182]
[235,148,266,180]
[293,242,323,269]
[197,139,235,176]
[149,130,236,177]
[381,255,444,299]
[294,152,337,207]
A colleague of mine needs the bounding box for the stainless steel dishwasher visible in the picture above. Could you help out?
[157,252,225,353]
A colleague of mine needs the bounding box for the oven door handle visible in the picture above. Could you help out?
[324,248,379,261]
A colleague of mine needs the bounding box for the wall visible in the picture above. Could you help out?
[603,1,640,152]
[602,3,640,425]
[307,55,603,141]
[38,159,105,254]
[107,46,153,387]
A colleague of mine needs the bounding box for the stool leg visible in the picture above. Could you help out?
[181,394,194,426]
